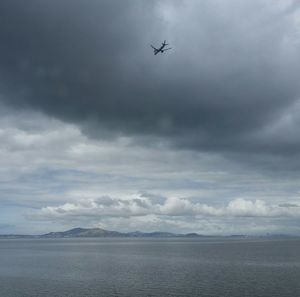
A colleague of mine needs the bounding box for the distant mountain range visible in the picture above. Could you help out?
[0,227,297,239]
[0,227,210,239]
[40,228,213,238]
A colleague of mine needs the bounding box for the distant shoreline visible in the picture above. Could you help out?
[0,227,298,239]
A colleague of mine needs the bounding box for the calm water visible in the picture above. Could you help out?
[0,237,300,297]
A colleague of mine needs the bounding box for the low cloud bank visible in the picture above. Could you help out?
[31,195,300,221]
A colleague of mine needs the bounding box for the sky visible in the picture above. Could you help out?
[1,0,300,235]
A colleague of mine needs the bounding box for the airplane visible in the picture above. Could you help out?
[150,40,172,55]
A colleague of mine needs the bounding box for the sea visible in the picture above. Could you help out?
[0,237,299,297]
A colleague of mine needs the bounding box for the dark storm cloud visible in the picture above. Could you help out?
[1,0,300,165]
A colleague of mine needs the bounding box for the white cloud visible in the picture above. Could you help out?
[31,195,300,221]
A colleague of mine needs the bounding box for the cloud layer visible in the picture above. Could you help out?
[33,195,300,220]
[29,194,300,235]
[1,0,300,164]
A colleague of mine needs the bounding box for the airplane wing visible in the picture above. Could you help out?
[150,45,158,50]
[163,48,172,51]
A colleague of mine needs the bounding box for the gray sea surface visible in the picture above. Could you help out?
[0,237,300,297]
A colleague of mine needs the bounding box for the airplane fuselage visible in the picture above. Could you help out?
[154,43,166,54]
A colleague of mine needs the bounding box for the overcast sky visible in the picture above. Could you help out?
[1,0,300,235]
